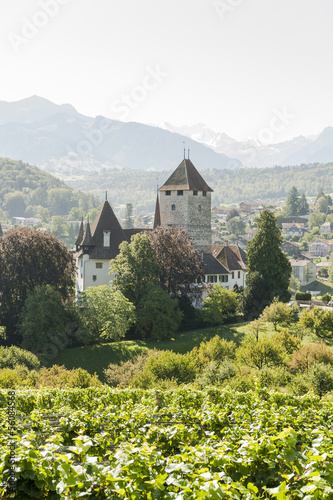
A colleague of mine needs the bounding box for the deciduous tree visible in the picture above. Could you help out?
[202,286,238,326]
[0,227,75,343]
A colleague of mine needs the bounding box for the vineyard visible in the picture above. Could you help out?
[1,387,333,499]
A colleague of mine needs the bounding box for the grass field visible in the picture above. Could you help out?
[49,322,251,381]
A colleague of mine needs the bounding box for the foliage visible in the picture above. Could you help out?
[309,212,326,229]
[260,300,294,331]
[273,329,301,354]
[309,362,333,397]
[258,365,291,389]
[136,284,183,340]
[295,291,312,301]
[197,335,236,366]
[245,318,268,342]
[202,286,239,326]
[18,285,72,353]
[299,307,333,340]
[135,350,198,385]
[147,226,204,301]
[237,335,286,370]
[195,359,236,387]
[242,210,292,317]
[0,346,40,370]
[110,233,161,306]
[226,208,240,221]
[0,157,99,220]
[283,186,302,217]
[226,217,246,237]
[322,292,331,304]
[123,203,134,229]
[79,285,136,344]
[288,274,301,293]
[0,227,76,342]
[103,351,153,388]
[288,341,333,372]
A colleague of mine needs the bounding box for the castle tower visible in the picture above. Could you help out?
[157,158,213,253]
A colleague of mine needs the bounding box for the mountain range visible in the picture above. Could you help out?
[0,96,332,176]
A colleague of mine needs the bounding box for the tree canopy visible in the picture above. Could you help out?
[241,210,292,316]
[0,227,76,342]
[147,226,204,301]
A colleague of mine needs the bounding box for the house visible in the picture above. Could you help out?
[204,244,247,289]
[290,259,316,286]
[239,202,253,213]
[281,241,301,256]
[281,223,307,238]
[320,222,333,235]
[12,216,42,226]
[74,200,143,294]
[309,239,333,257]
[279,216,309,228]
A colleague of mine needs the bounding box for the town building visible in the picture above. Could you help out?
[290,259,316,286]
[309,239,333,257]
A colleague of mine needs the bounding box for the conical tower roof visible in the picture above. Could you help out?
[159,159,213,192]
[81,222,95,247]
[153,194,161,228]
[89,201,128,259]
[75,220,84,247]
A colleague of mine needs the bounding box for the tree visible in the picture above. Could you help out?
[316,196,329,214]
[284,186,300,217]
[260,300,294,331]
[309,212,326,229]
[299,307,333,340]
[0,227,75,343]
[18,285,72,353]
[147,226,204,301]
[136,283,183,340]
[289,274,301,294]
[237,336,285,370]
[110,233,161,306]
[202,286,238,326]
[298,193,309,216]
[241,211,292,317]
[226,208,240,221]
[226,218,246,238]
[79,285,135,344]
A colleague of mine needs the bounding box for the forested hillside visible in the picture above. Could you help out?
[0,158,100,221]
[63,162,333,212]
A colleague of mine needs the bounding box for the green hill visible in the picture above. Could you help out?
[0,157,100,221]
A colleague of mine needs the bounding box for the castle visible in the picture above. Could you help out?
[74,157,247,294]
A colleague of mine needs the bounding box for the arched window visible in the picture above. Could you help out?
[172,204,176,211]
[198,205,201,212]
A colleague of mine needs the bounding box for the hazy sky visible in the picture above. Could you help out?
[1,0,333,142]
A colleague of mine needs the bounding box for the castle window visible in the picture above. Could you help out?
[165,190,171,196]
[177,190,183,196]
[232,272,234,279]
[238,271,241,278]
[96,262,103,269]
[193,190,198,196]
[198,205,201,212]
[202,191,207,196]
[103,231,111,248]
[92,275,97,282]
[172,204,176,211]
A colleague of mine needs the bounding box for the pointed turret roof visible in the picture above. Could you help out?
[75,220,84,247]
[81,222,95,247]
[159,159,213,192]
[89,201,129,259]
[153,194,161,228]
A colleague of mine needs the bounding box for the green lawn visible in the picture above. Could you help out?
[48,323,249,381]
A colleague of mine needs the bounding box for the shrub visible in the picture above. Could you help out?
[322,293,331,304]
[0,346,40,370]
[290,372,312,396]
[237,336,286,370]
[0,366,32,388]
[288,342,333,372]
[258,366,291,389]
[36,365,101,388]
[104,350,153,388]
[272,329,301,354]
[260,301,294,331]
[197,336,236,367]
[228,373,256,392]
[295,291,312,301]
[202,286,238,326]
[309,362,333,397]
[140,350,197,385]
[195,360,236,388]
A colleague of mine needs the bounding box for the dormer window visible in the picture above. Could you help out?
[103,231,111,247]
